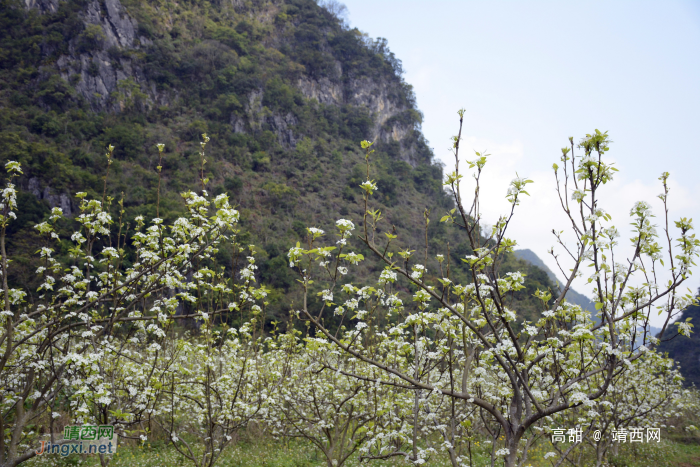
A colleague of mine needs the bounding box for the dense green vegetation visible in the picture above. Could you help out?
[0,0,557,329]
[659,290,700,388]
[2,3,700,467]
[23,429,700,467]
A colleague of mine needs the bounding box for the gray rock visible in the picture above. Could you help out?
[245,89,265,132]
[31,0,158,112]
[28,177,42,198]
[236,90,299,148]
[26,178,73,217]
[230,114,246,134]
[101,0,136,48]
[24,0,425,166]
[297,76,343,106]
[267,112,298,149]
[296,73,424,166]
[23,0,58,14]
[59,194,73,217]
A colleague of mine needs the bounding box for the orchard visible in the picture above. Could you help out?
[1,114,698,467]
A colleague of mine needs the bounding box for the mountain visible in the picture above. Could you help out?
[657,292,700,388]
[513,249,596,314]
[0,0,559,325]
[513,251,699,385]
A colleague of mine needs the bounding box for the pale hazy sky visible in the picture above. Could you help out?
[341,0,700,323]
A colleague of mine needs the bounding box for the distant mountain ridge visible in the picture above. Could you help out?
[657,291,700,387]
[514,249,679,356]
[513,249,596,314]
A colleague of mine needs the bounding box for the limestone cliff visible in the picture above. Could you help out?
[1,0,556,328]
[23,0,427,167]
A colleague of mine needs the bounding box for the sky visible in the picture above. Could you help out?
[340,0,700,324]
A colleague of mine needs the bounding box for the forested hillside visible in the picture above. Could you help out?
[0,0,556,326]
[658,291,700,388]
[513,248,596,314]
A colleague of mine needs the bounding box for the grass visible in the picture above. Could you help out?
[23,433,700,467]
[26,436,321,467]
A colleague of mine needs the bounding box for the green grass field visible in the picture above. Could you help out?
[23,432,700,467]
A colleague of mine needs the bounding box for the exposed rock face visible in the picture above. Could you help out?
[231,89,300,149]
[55,53,149,112]
[28,0,158,112]
[245,89,265,132]
[236,73,417,158]
[86,0,136,49]
[268,113,299,148]
[23,0,58,14]
[298,76,343,106]
[68,0,159,112]
[347,77,402,136]
[297,75,404,141]
[230,114,246,134]
[23,0,425,165]
[28,178,73,217]
[297,74,425,166]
